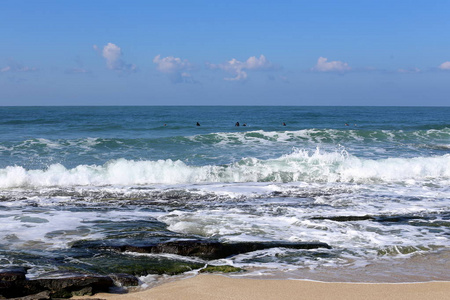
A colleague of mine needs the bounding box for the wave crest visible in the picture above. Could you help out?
[1,149,449,188]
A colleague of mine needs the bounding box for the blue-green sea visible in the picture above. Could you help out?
[0,106,449,283]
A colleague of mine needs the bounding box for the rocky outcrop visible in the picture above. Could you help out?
[0,269,122,299]
[0,240,331,298]
[96,240,331,260]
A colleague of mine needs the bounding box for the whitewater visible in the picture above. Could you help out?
[1,149,450,188]
[0,106,449,283]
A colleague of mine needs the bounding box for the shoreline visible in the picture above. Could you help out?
[74,274,450,300]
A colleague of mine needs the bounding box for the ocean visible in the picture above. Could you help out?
[0,106,449,284]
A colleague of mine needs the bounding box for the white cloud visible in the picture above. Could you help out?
[153,55,192,73]
[245,55,273,70]
[153,55,194,83]
[0,63,37,73]
[438,61,450,70]
[95,43,137,73]
[208,55,276,81]
[311,57,351,72]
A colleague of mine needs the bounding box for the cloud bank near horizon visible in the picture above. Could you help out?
[3,45,450,84]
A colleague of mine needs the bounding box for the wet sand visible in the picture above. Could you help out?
[75,274,450,300]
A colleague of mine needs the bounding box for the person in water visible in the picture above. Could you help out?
[196,122,200,126]
[235,122,240,126]
[282,122,286,126]
[243,123,247,126]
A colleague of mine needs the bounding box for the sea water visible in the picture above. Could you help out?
[0,106,449,283]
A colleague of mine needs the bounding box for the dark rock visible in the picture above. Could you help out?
[95,240,331,260]
[311,214,442,225]
[0,267,29,298]
[311,215,375,222]
[34,272,114,298]
[109,274,139,287]
[0,272,114,299]
[0,279,39,299]
[221,241,332,258]
[0,267,27,281]
[69,286,93,297]
[374,215,428,223]
[10,290,51,300]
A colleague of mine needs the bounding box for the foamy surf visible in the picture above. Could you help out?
[1,148,449,188]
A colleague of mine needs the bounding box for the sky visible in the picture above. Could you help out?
[1,0,450,106]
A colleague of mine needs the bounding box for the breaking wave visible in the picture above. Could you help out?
[1,148,449,188]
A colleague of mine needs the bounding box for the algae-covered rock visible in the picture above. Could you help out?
[200,265,244,273]
[79,253,204,276]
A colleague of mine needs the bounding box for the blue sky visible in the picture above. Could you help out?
[1,0,450,105]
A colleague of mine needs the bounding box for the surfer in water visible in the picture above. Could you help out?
[235,122,240,126]
[196,122,200,126]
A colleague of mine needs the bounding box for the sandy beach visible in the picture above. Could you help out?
[75,274,450,300]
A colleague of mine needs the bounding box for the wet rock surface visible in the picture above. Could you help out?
[78,253,204,276]
[108,273,139,287]
[311,213,444,224]
[0,267,27,282]
[1,239,331,298]
[0,269,117,299]
[93,239,332,259]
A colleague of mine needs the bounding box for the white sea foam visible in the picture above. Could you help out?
[0,208,164,250]
[0,148,449,188]
[157,181,449,272]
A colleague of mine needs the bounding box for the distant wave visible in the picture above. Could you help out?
[189,128,450,145]
[2,128,449,152]
[1,148,449,188]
